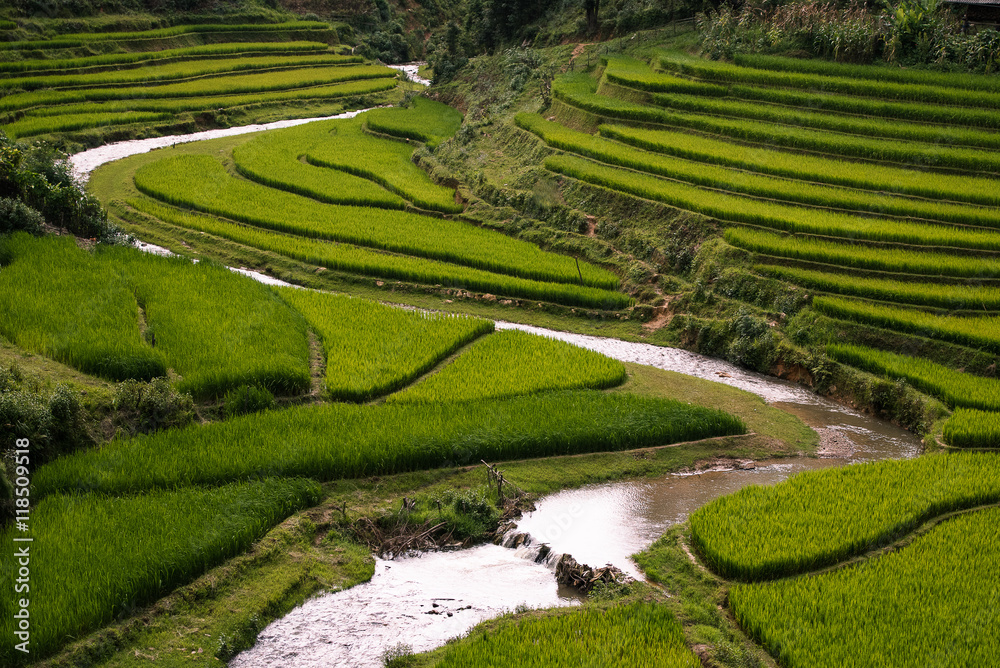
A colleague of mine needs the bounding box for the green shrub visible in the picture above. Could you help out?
[113,378,194,436]
[223,384,275,418]
[0,198,43,235]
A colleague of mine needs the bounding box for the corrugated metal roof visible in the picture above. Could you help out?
[944,0,1000,6]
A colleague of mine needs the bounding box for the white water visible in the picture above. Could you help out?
[387,62,432,86]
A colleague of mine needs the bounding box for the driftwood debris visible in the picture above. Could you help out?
[554,554,630,593]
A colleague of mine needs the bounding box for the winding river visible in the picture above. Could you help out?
[71,107,923,668]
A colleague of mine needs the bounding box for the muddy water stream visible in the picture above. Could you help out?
[71,113,921,667]
[232,326,921,667]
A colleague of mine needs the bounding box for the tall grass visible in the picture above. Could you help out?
[303,116,463,213]
[690,453,1000,580]
[828,343,1000,410]
[363,96,464,148]
[34,391,747,496]
[0,478,320,666]
[233,120,406,209]
[388,329,626,404]
[103,247,311,399]
[434,602,700,667]
[0,41,333,76]
[0,234,166,381]
[126,199,631,310]
[813,296,1000,354]
[518,113,1000,228]
[0,54,360,91]
[756,264,1000,310]
[0,64,397,114]
[659,52,1000,110]
[943,408,1000,449]
[134,154,619,289]
[275,288,492,401]
[726,228,1000,279]
[730,506,1000,667]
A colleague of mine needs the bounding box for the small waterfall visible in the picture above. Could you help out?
[498,529,564,572]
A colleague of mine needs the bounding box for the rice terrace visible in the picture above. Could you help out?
[0,0,998,664]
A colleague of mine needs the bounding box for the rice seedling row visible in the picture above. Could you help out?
[388,329,626,404]
[730,505,1000,667]
[648,90,1000,150]
[34,391,747,497]
[433,602,700,667]
[0,41,334,76]
[600,109,1000,175]
[606,57,1000,131]
[690,452,1000,580]
[517,113,1000,229]
[3,111,174,140]
[134,154,619,290]
[363,96,464,148]
[734,53,1000,94]
[943,408,1000,448]
[232,122,407,210]
[726,228,1000,279]
[726,83,1000,131]
[0,233,166,381]
[755,264,1000,310]
[0,28,333,56]
[298,117,462,213]
[126,199,631,310]
[275,287,493,401]
[813,296,1000,354]
[552,79,1000,205]
[658,52,1000,110]
[0,64,397,114]
[0,53,364,92]
[0,21,332,51]
[20,77,398,119]
[0,478,320,665]
[543,152,1000,252]
[828,343,1000,410]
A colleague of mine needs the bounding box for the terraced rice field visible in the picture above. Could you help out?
[727,477,1000,667]
[0,21,399,140]
[113,95,628,309]
[535,52,1000,447]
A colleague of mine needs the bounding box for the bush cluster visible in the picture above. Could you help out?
[701,0,1000,72]
[0,134,123,241]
